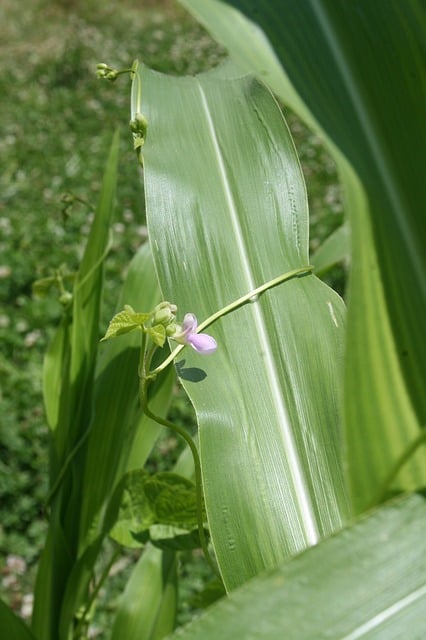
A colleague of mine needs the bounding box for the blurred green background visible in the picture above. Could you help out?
[0,0,343,631]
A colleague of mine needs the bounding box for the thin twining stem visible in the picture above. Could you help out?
[149,264,313,377]
[140,387,219,577]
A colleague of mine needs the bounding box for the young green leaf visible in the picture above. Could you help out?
[146,323,166,347]
[101,305,150,341]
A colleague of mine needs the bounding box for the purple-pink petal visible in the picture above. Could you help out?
[182,313,198,337]
[187,332,217,354]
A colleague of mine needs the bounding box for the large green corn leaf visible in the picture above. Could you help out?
[164,494,426,639]
[180,0,426,512]
[133,63,349,590]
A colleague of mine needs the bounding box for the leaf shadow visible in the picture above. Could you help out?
[175,359,207,383]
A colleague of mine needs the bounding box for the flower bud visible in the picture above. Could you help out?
[59,291,73,306]
[96,63,110,79]
[151,301,177,327]
[96,63,120,81]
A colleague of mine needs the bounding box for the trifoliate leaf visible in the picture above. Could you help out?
[108,470,203,549]
[100,306,150,341]
[144,472,202,528]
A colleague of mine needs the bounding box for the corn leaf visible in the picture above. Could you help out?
[134,63,349,590]
[42,311,71,434]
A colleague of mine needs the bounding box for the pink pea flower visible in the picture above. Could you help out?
[173,313,217,355]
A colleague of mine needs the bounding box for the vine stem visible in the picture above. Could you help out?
[140,379,218,577]
[148,264,313,377]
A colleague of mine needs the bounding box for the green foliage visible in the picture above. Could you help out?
[1,0,373,636]
[110,470,201,548]
[311,222,350,276]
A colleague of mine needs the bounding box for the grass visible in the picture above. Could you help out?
[0,0,344,631]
